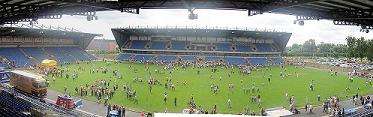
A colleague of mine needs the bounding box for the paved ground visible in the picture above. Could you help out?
[46,89,141,117]
[46,89,371,117]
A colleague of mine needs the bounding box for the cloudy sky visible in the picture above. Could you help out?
[34,9,373,46]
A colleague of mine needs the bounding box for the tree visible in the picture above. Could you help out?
[355,37,368,61]
[332,44,347,58]
[346,36,357,58]
[317,42,333,57]
[367,40,373,62]
[302,39,317,56]
[286,44,303,56]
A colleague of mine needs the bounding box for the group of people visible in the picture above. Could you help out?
[42,55,373,117]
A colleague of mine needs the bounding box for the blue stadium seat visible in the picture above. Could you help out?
[225,56,246,65]
[134,54,154,62]
[64,47,95,61]
[249,57,267,66]
[236,44,252,52]
[151,41,166,50]
[131,40,147,49]
[205,56,221,61]
[256,43,272,52]
[0,91,32,112]
[23,47,49,61]
[158,55,176,63]
[217,43,231,51]
[171,41,186,50]
[117,53,132,61]
[0,48,31,67]
[180,55,195,62]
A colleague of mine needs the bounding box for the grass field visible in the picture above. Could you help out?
[47,61,373,114]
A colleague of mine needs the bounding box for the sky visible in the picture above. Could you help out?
[33,9,373,46]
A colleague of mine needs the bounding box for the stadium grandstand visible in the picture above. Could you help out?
[0,25,99,68]
[0,0,372,117]
[114,27,291,66]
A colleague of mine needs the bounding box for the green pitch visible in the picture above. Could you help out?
[47,61,373,114]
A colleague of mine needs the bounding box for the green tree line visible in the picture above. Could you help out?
[285,37,373,62]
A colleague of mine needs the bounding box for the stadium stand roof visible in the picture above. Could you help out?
[0,0,372,30]
[0,25,100,48]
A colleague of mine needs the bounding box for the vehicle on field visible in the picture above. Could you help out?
[55,95,83,110]
[10,70,47,97]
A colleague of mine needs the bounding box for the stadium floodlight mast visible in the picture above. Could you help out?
[188,8,198,20]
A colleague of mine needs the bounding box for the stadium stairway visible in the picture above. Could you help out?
[41,47,53,59]
[19,48,39,65]
[23,47,49,62]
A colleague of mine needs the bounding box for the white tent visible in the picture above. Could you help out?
[265,107,293,116]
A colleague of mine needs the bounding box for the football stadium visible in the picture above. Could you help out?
[0,0,372,117]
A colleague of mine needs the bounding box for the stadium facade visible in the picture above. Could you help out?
[113,27,291,66]
[0,26,99,68]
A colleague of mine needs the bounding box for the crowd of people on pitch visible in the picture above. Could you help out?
[43,58,372,116]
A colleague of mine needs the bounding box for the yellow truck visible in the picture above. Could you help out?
[10,70,47,97]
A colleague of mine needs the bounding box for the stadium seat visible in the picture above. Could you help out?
[249,57,268,66]
[256,43,273,52]
[131,40,148,49]
[225,56,246,65]
[236,43,252,52]
[23,47,49,61]
[205,56,221,61]
[150,41,166,50]
[117,53,132,61]
[217,43,231,51]
[0,48,31,67]
[0,91,32,112]
[158,55,177,63]
[171,41,186,50]
[180,55,195,62]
